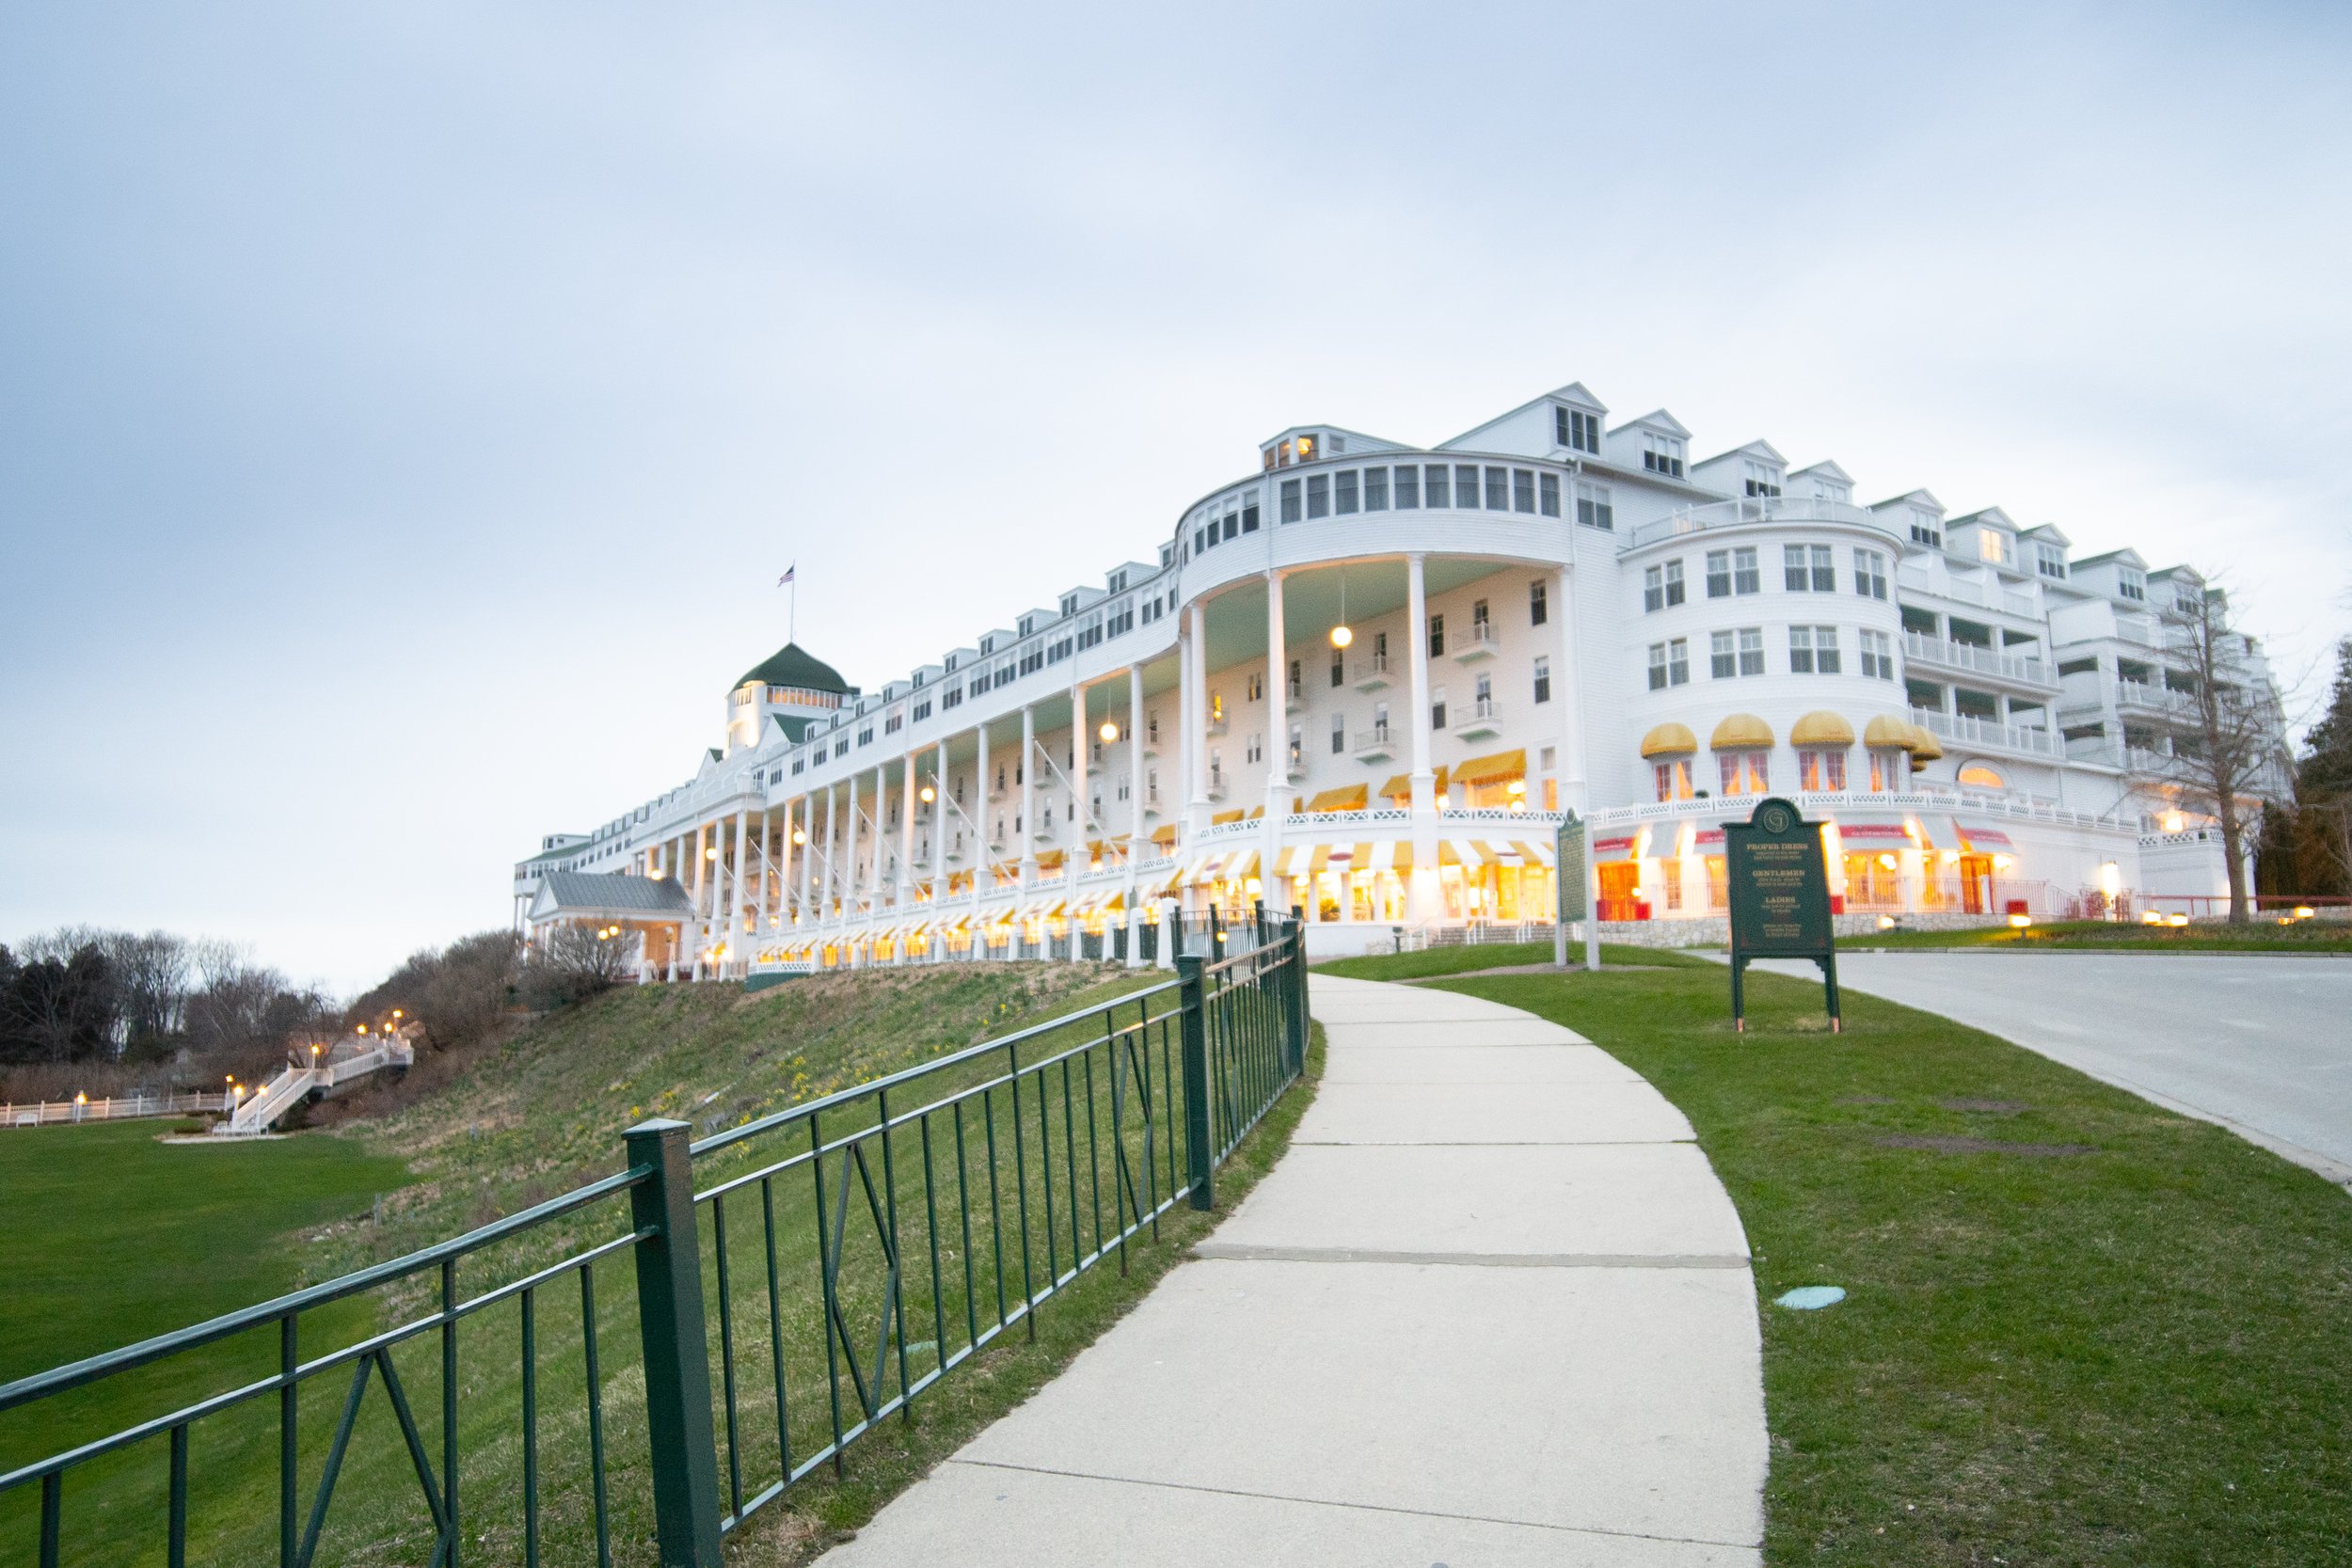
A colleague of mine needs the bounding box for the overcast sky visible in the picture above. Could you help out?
[4,1,2347,992]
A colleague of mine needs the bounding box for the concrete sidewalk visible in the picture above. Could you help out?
[818,974,1767,1567]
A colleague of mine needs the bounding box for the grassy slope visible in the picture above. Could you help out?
[1846,918,2352,955]
[1,964,1322,1567]
[1326,956,2352,1565]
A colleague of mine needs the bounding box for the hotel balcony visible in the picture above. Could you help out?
[1452,625,1502,664]
[1454,697,1504,741]
[1352,725,1398,762]
[2115,679,2193,719]
[1352,653,1394,691]
[1205,768,1229,802]
[1285,682,1310,714]
[1204,710,1230,737]
[1911,708,2059,759]
[1900,631,2057,690]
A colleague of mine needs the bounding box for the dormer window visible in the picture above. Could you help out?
[2175,586,2203,616]
[1742,460,1782,499]
[1018,613,1038,636]
[1108,569,1127,593]
[1976,531,2013,567]
[1641,433,1685,478]
[2118,568,2146,602]
[1910,512,1942,548]
[1554,405,1602,453]
[2035,543,2067,580]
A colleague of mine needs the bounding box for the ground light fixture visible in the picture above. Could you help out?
[2142,910,2166,926]
[2169,913,2190,927]
[2009,913,2033,929]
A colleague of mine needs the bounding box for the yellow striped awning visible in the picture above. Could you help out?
[1228,850,1261,882]
[1377,767,1449,802]
[1152,823,1178,846]
[1308,783,1369,813]
[1211,808,1245,825]
[1247,805,1264,818]
[1453,749,1526,786]
[1035,849,1067,870]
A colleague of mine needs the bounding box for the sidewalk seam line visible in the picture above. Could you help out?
[945,1457,1760,1552]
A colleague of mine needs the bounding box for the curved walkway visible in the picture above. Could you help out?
[820,974,1767,1566]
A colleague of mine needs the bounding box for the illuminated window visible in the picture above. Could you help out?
[1957,763,2007,789]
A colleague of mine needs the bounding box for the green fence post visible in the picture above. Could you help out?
[623,1119,725,1568]
[1286,926,1309,1078]
[1176,955,1214,1210]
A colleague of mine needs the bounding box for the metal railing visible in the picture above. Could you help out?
[0,927,1310,1566]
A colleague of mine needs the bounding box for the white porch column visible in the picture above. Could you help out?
[795,797,813,927]
[932,739,950,960]
[1406,552,1442,924]
[754,813,771,940]
[729,811,749,974]
[1018,705,1038,943]
[976,720,993,944]
[1263,569,1290,917]
[1125,663,1146,968]
[691,821,711,977]
[1185,601,1210,825]
[1555,563,1587,811]
[845,772,863,945]
[820,786,837,925]
[1070,682,1089,964]
[898,752,917,912]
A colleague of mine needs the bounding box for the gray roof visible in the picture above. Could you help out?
[532,872,695,921]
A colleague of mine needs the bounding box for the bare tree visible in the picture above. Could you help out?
[2130,576,2295,922]
[521,924,638,1009]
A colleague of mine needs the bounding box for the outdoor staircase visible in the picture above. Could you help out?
[213,1037,416,1136]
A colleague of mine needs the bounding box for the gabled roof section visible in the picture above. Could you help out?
[766,712,817,744]
[530,871,694,924]
[2072,546,2147,570]
[1612,408,1692,438]
[1694,438,1787,468]
[1947,506,2017,531]
[1434,382,1611,451]
[1868,488,1944,515]
[734,642,850,695]
[2017,522,2072,546]
[1789,459,1853,483]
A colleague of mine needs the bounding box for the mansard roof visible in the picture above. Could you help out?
[734,642,850,695]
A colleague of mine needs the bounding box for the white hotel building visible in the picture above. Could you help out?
[515,381,2285,972]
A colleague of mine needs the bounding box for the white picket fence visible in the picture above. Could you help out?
[3,1093,232,1129]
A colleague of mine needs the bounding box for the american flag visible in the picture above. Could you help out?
[777,563,795,586]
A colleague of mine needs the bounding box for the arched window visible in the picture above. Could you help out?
[1956,762,2007,790]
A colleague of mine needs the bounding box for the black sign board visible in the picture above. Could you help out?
[1723,796,1840,1032]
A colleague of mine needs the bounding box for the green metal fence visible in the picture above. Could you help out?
[0,924,1308,1566]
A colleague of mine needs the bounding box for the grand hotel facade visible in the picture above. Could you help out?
[515,381,2284,973]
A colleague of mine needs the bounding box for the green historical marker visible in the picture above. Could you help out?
[1724,796,1840,1032]
[1552,809,1587,968]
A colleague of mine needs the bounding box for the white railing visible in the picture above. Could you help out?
[1352,654,1393,686]
[1353,727,1397,756]
[1901,632,2054,687]
[1625,496,1894,551]
[1454,625,1502,658]
[4,1093,231,1129]
[1281,809,1412,831]
[1911,708,2059,757]
[1440,807,1564,827]
[1588,784,2136,834]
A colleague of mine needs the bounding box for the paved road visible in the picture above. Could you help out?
[821,974,1767,1567]
[1752,953,2352,1183]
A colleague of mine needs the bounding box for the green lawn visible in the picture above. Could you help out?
[0,964,1321,1567]
[1326,955,2352,1565]
[1314,939,1713,981]
[1851,917,2352,954]
[0,1121,412,1567]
